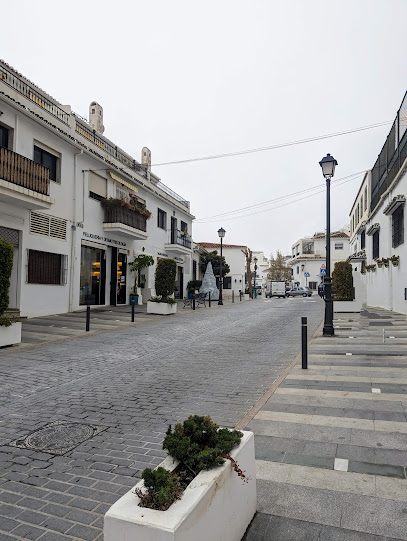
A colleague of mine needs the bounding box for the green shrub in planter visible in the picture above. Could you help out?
[0,239,14,326]
[332,261,353,301]
[155,258,177,300]
[136,467,182,511]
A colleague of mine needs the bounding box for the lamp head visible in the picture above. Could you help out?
[319,153,338,179]
[217,227,226,239]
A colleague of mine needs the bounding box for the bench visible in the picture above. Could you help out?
[183,292,207,309]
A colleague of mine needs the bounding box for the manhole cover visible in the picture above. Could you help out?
[10,421,105,455]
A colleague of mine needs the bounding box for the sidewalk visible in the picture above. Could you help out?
[243,307,407,540]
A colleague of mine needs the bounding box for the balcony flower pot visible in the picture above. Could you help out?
[392,260,399,267]
[147,299,177,315]
[377,261,383,268]
[104,430,256,541]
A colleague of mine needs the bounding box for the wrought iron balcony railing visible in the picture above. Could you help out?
[103,205,147,232]
[0,146,50,195]
[169,229,192,248]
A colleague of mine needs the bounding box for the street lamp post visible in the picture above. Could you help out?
[253,257,258,298]
[218,227,226,305]
[319,153,338,337]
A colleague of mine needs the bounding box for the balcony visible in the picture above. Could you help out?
[164,229,192,255]
[102,205,148,240]
[0,147,53,209]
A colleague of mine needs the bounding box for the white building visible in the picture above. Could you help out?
[196,243,247,298]
[251,251,269,289]
[288,230,350,290]
[351,91,407,314]
[0,60,194,318]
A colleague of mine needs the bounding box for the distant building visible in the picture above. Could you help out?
[196,243,247,298]
[251,251,269,289]
[288,230,350,290]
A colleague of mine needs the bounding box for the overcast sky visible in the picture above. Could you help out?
[3,0,407,257]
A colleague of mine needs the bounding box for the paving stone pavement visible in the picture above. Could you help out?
[0,296,323,540]
[244,307,407,541]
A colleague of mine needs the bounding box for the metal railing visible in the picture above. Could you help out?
[0,146,50,195]
[157,181,189,208]
[168,229,192,248]
[103,205,147,232]
[0,63,70,124]
[371,91,407,211]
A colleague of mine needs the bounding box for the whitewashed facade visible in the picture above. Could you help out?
[251,251,269,290]
[288,230,350,290]
[351,91,407,314]
[0,60,194,318]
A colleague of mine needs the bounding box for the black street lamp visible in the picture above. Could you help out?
[319,153,338,337]
[253,257,258,298]
[218,227,226,305]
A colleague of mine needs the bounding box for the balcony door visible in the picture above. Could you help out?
[171,217,177,244]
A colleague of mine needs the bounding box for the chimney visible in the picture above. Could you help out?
[142,147,151,171]
[89,101,104,134]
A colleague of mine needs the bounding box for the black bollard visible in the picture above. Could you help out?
[301,317,308,369]
[239,290,242,301]
[131,298,135,322]
[86,305,90,331]
[232,291,234,303]
[209,292,211,307]
[192,295,196,310]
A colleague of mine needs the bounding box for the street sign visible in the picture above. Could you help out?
[320,269,326,276]
[304,272,310,277]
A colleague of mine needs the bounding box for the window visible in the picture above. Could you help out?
[89,172,107,201]
[296,266,299,274]
[30,212,67,241]
[361,230,365,250]
[392,206,404,248]
[292,248,295,258]
[27,250,66,285]
[0,124,9,149]
[357,204,359,223]
[302,241,314,254]
[335,243,343,250]
[373,230,379,259]
[361,196,363,214]
[181,221,188,233]
[157,208,167,229]
[34,145,59,183]
[309,281,317,290]
[364,187,367,210]
[223,276,232,289]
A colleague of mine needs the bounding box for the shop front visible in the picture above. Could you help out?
[80,242,106,306]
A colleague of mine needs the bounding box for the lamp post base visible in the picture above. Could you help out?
[218,300,223,305]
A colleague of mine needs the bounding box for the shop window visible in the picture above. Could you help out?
[27,250,66,285]
[392,206,404,248]
[157,208,167,229]
[372,230,380,259]
[34,145,60,183]
[89,172,107,201]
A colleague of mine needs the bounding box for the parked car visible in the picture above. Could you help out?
[286,286,312,297]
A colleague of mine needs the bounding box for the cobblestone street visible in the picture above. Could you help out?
[0,298,322,541]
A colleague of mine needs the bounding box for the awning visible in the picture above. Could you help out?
[109,172,138,192]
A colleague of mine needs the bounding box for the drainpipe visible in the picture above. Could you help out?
[69,150,83,312]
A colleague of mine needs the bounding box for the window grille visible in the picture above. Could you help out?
[392,206,404,248]
[157,208,167,229]
[373,231,380,260]
[27,250,67,285]
[0,226,19,247]
[30,212,67,241]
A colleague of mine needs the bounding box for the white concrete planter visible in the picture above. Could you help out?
[147,301,177,315]
[244,294,250,300]
[104,431,256,541]
[334,299,364,313]
[0,322,22,347]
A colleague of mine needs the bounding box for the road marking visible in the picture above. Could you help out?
[334,458,349,472]
[372,388,381,393]
[346,353,353,356]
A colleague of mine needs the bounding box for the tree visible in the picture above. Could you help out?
[241,247,253,298]
[267,251,291,282]
[200,251,230,278]
[128,254,155,292]
[155,258,177,299]
[332,261,353,300]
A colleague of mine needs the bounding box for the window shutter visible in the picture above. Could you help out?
[89,172,107,198]
[30,212,67,241]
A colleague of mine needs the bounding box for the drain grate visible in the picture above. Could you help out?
[9,421,105,455]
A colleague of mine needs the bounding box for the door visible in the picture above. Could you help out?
[117,252,127,304]
[0,227,19,309]
[171,216,177,244]
[110,247,118,306]
[80,245,105,305]
[176,266,184,299]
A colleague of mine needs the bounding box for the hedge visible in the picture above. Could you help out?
[332,261,354,301]
[0,238,14,317]
[155,259,177,299]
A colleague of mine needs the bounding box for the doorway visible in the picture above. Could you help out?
[176,266,184,299]
[110,248,127,305]
[80,244,106,305]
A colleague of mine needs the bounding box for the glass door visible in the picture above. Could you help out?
[80,245,105,305]
[117,252,127,304]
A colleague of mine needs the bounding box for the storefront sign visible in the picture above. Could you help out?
[83,232,127,247]
[174,257,184,263]
[157,252,168,257]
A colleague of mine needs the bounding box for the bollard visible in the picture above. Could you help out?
[301,316,307,369]
[192,295,196,310]
[131,298,135,322]
[86,305,90,331]
[232,291,234,303]
[209,292,211,307]
[239,290,242,302]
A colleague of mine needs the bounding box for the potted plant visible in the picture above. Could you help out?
[129,254,154,305]
[147,259,178,315]
[186,280,202,299]
[0,239,22,347]
[382,258,389,268]
[390,255,400,267]
[376,258,383,268]
[104,415,256,541]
